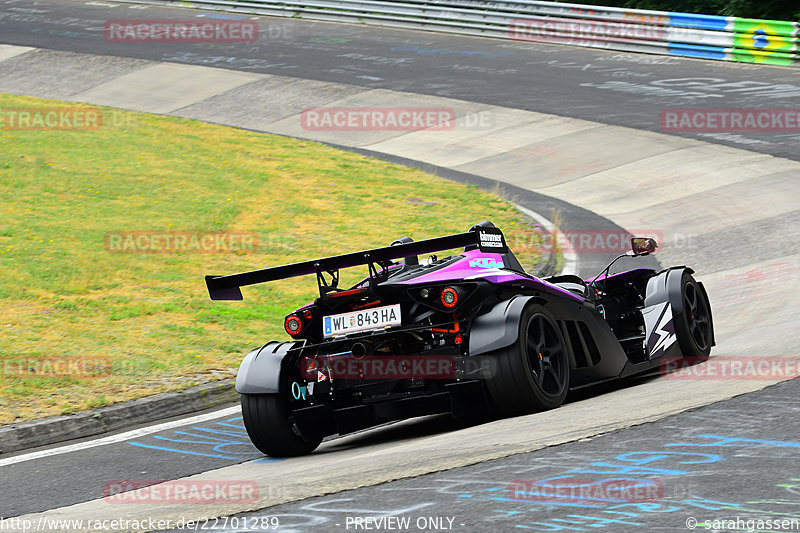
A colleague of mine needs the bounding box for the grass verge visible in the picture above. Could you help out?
[0,93,543,424]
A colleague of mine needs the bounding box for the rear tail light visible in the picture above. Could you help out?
[285,315,303,336]
[327,287,368,298]
[285,307,315,337]
[441,287,458,308]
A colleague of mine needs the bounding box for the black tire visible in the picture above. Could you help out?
[674,273,713,361]
[485,304,570,416]
[241,393,322,457]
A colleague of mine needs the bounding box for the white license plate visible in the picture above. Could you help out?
[323,304,401,337]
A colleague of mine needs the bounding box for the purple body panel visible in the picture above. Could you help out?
[292,250,585,314]
[394,250,511,284]
[394,249,583,302]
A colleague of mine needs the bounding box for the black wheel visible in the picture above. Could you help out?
[674,273,713,361]
[485,304,570,416]
[241,393,322,457]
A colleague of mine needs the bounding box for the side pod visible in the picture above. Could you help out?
[235,341,297,394]
[468,296,541,356]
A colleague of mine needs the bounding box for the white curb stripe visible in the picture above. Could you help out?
[513,203,579,276]
[0,406,241,467]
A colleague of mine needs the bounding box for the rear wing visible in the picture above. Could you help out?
[205,226,507,300]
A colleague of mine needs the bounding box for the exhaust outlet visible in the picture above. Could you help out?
[351,342,372,358]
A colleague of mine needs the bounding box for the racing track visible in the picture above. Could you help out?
[1,1,799,530]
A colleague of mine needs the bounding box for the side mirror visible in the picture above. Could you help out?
[631,237,658,256]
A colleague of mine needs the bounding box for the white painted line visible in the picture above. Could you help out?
[0,406,241,467]
[513,203,579,276]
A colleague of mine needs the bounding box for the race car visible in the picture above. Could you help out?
[205,221,714,457]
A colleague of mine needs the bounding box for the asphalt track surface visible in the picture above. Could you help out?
[194,378,800,533]
[1,0,800,161]
[1,1,799,531]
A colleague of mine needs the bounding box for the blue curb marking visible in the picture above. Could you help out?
[128,442,241,460]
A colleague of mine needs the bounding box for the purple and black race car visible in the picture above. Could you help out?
[205,221,713,457]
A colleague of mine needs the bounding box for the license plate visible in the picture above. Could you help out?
[323,304,401,337]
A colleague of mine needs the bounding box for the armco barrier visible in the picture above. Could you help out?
[114,0,798,66]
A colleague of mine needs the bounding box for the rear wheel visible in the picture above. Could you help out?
[485,304,570,416]
[241,393,322,457]
[674,273,713,361]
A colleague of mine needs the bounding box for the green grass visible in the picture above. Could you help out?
[0,93,544,424]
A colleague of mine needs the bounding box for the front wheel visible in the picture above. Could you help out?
[485,304,570,417]
[241,393,322,457]
[674,273,714,361]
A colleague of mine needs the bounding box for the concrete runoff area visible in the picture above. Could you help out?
[72,63,263,114]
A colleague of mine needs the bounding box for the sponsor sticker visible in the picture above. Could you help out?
[468,257,504,269]
[477,228,507,253]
